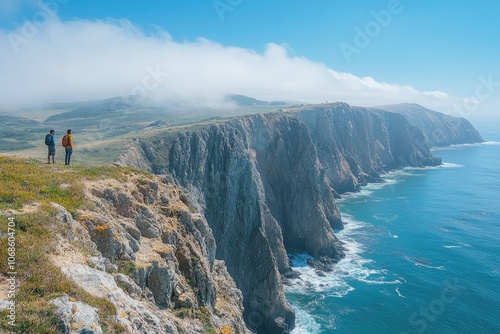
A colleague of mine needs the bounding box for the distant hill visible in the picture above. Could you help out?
[45,96,163,122]
[373,103,483,146]
[0,115,46,151]
[226,94,288,106]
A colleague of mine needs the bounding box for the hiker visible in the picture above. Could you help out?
[45,129,56,164]
[62,129,73,165]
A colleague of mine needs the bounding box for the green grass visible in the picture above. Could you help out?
[117,260,136,277]
[0,156,144,214]
[0,213,125,333]
[196,307,215,333]
[173,307,191,318]
[0,156,150,333]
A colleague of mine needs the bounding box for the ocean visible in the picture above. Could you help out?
[287,125,500,334]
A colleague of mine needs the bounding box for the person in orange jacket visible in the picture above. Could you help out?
[62,129,74,165]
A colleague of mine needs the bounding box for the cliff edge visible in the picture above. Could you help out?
[0,157,249,334]
[118,102,475,333]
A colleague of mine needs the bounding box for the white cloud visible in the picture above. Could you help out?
[0,17,495,117]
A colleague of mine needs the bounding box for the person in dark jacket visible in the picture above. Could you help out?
[47,129,56,164]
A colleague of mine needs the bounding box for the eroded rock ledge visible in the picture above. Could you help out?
[51,172,249,333]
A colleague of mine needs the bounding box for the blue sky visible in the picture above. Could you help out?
[0,0,499,117]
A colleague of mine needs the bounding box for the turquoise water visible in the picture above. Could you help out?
[287,128,500,334]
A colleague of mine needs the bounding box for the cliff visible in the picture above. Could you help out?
[0,103,482,333]
[374,103,484,146]
[293,104,443,193]
[0,157,249,334]
[118,102,456,333]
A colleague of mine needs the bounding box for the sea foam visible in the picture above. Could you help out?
[288,214,400,333]
[432,141,500,151]
[288,158,457,333]
[287,214,399,292]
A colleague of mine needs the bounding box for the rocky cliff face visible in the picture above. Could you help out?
[51,172,250,333]
[119,102,453,333]
[374,103,484,147]
[293,104,443,193]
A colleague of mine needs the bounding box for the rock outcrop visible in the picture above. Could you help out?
[118,102,456,333]
[51,173,249,333]
[51,295,103,334]
[373,103,484,147]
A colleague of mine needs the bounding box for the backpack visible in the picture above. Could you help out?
[45,134,52,146]
[62,135,69,148]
